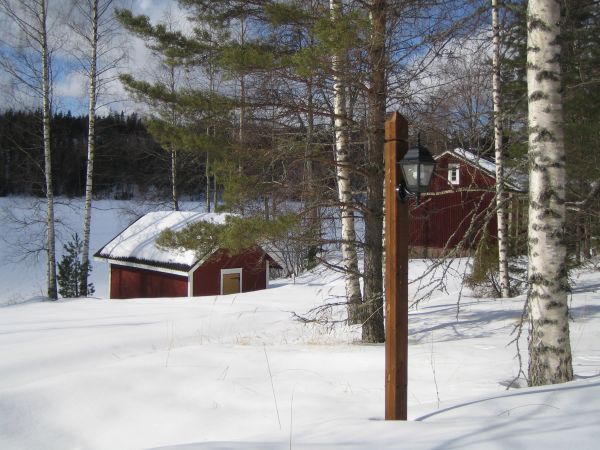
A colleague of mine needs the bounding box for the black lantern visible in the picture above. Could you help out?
[397,140,436,204]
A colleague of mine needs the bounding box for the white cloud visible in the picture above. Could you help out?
[0,0,193,116]
[54,70,86,98]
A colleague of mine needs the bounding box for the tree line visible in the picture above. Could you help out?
[0,109,207,199]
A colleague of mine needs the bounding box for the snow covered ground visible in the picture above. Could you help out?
[0,198,599,449]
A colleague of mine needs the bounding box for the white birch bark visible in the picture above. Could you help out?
[492,0,510,298]
[78,0,123,294]
[239,16,246,177]
[170,148,178,211]
[331,0,362,324]
[206,149,211,212]
[167,63,179,212]
[526,0,573,386]
[81,0,99,296]
[0,0,57,298]
[213,174,218,209]
[40,0,57,300]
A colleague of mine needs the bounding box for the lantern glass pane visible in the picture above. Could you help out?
[419,164,435,188]
[400,163,420,191]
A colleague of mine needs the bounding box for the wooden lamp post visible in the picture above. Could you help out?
[384,112,435,420]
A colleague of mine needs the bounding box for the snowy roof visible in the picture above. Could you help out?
[438,148,528,192]
[94,211,230,273]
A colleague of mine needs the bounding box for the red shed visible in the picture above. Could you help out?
[94,211,281,299]
[409,148,527,256]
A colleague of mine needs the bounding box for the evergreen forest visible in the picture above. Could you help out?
[0,110,207,200]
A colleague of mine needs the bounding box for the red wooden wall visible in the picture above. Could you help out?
[109,248,269,299]
[110,265,188,299]
[409,153,497,252]
[192,248,267,296]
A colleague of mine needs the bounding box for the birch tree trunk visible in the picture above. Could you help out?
[80,0,99,297]
[167,63,179,212]
[492,0,510,298]
[0,0,57,298]
[40,0,57,300]
[76,0,123,295]
[361,0,386,343]
[206,150,211,212]
[526,0,573,386]
[236,17,247,215]
[171,148,179,211]
[213,175,218,209]
[331,0,362,325]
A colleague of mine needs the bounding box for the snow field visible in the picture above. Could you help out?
[0,198,599,449]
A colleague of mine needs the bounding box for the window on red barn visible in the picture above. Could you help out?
[448,163,460,185]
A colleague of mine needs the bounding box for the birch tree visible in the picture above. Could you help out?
[81,0,99,294]
[68,0,125,295]
[492,0,510,298]
[0,0,57,299]
[330,0,362,324]
[168,64,180,212]
[526,0,573,385]
[39,0,55,300]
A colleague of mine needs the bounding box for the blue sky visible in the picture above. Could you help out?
[0,0,184,116]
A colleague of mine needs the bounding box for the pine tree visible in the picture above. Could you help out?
[58,234,95,298]
[116,7,234,209]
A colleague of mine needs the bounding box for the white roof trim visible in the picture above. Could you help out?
[187,247,220,274]
[95,257,190,277]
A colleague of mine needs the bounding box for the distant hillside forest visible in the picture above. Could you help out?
[0,110,206,199]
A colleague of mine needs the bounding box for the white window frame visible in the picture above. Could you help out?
[220,268,243,295]
[448,163,460,185]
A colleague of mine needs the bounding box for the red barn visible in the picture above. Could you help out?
[409,148,527,256]
[94,211,281,299]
